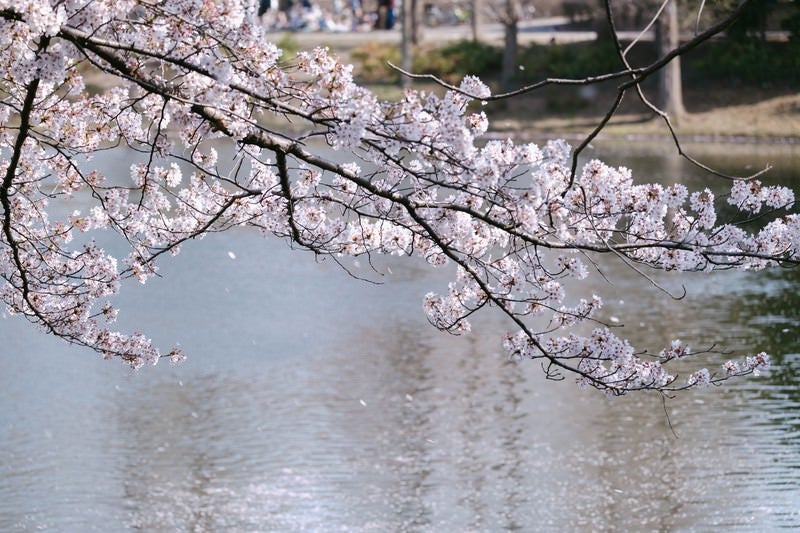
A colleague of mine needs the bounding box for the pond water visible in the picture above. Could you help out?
[1,141,800,531]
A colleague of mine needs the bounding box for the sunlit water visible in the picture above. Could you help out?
[1,141,800,531]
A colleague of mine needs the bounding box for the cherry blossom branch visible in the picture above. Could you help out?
[0,2,783,390]
[1,38,52,331]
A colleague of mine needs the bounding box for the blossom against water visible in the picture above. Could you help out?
[0,1,796,394]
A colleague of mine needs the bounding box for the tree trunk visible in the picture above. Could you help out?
[412,0,424,45]
[500,0,520,89]
[471,0,483,42]
[401,0,413,88]
[656,1,686,122]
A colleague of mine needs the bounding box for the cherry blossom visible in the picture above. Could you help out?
[0,1,792,392]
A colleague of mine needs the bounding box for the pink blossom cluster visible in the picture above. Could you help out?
[0,1,793,391]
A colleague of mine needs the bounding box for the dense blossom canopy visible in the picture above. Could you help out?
[0,0,790,393]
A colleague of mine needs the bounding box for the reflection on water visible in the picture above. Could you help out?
[1,143,800,531]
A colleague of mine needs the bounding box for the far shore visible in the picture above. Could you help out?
[484,88,800,145]
[78,23,800,146]
[282,24,800,146]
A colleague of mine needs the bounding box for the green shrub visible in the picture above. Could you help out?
[351,39,502,85]
[413,40,503,83]
[350,41,401,84]
[275,34,300,61]
[686,40,799,86]
[516,39,622,81]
